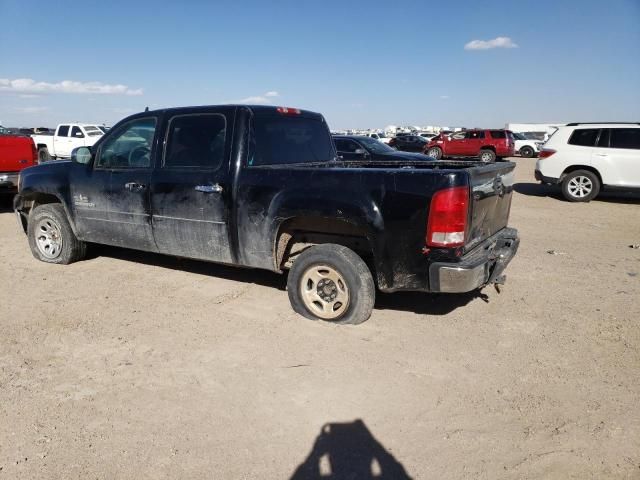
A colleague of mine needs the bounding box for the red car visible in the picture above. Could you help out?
[0,131,38,193]
[425,129,515,162]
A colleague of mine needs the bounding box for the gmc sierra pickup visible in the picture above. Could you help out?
[14,105,519,324]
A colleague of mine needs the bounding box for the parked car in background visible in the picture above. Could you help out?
[32,124,104,161]
[334,135,435,161]
[388,134,428,152]
[535,123,640,202]
[425,129,515,162]
[419,133,437,140]
[0,130,38,193]
[97,125,110,133]
[513,132,541,158]
[362,132,392,144]
[15,104,519,325]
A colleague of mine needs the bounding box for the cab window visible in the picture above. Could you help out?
[96,117,157,168]
[164,114,227,169]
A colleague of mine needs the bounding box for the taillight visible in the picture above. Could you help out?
[426,186,469,247]
[31,141,38,163]
[539,149,556,159]
[276,106,301,115]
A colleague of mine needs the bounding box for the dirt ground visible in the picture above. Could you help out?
[1,157,639,479]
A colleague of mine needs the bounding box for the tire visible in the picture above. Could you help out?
[287,244,375,325]
[520,146,534,158]
[427,147,443,159]
[38,147,51,163]
[28,204,87,264]
[561,170,600,202]
[479,149,496,163]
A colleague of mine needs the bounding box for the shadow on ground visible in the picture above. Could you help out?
[91,245,478,317]
[514,182,640,204]
[0,194,15,213]
[290,419,413,480]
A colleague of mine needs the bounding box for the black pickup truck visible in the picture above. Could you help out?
[14,105,519,324]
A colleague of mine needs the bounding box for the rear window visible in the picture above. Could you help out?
[568,129,599,147]
[249,116,335,166]
[610,128,640,149]
[489,130,506,139]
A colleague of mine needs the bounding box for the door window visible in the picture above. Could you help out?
[596,129,610,148]
[58,125,70,137]
[568,129,599,147]
[71,126,84,138]
[468,131,485,139]
[96,117,157,168]
[610,128,640,149]
[164,114,227,169]
[489,130,506,139]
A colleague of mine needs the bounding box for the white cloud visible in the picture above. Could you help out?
[440,95,450,100]
[236,91,281,104]
[0,78,143,95]
[14,106,49,114]
[19,94,41,99]
[464,37,518,51]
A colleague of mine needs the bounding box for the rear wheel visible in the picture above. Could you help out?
[561,170,600,202]
[28,204,87,264]
[520,146,534,158]
[287,244,375,325]
[479,149,496,163]
[427,147,443,159]
[38,147,51,163]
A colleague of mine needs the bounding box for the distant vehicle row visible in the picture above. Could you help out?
[32,124,104,161]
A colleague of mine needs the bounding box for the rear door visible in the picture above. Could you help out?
[465,162,516,251]
[596,128,640,186]
[446,131,468,155]
[466,130,484,155]
[150,107,234,262]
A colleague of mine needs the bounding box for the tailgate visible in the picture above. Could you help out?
[465,162,515,252]
[0,136,34,172]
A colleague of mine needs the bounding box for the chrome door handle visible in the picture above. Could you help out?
[195,183,223,194]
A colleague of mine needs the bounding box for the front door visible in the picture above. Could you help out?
[150,109,233,263]
[75,116,158,251]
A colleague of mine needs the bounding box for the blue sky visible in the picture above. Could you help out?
[1,0,639,129]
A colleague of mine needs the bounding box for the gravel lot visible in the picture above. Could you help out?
[1,157,639,479]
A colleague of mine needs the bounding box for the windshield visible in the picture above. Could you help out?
[357,136,396,154]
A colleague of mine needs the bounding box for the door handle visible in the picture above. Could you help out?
[195,183,223,194]
[125,182,146,192]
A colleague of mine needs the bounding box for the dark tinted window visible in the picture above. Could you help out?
[71,126,84,138]
[58,125,69,137]
[610,128,640,149]
[335,139,359,153]
[597,129,610,148]
[489,130,506,139]
[249,116,334,166]
[568,129,599,147]
[469,131,485,139]
[164,114,226,168]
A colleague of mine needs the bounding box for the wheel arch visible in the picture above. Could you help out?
[561,165,603,185]
[15,191,77,235]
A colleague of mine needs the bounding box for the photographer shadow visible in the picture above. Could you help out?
[290,419,412,480]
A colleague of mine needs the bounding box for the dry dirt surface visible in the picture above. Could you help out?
[1,157,639,479]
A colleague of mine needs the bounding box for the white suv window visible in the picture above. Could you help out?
[610,128,640,150]
[568,129,599,147]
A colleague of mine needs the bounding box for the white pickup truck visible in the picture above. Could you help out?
[32,124,104,162]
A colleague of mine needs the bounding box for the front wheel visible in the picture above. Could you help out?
[28,204,87,264]
[427,147,443,159]
[561,170,600,202]
[287,244,375,325]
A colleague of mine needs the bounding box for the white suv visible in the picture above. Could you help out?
[535,123,640,202]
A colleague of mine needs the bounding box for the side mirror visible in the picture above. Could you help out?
[71,146,92,165]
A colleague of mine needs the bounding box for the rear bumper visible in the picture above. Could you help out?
[534,170,560,184]
[0,172,19,191]
[428,228,519,293]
